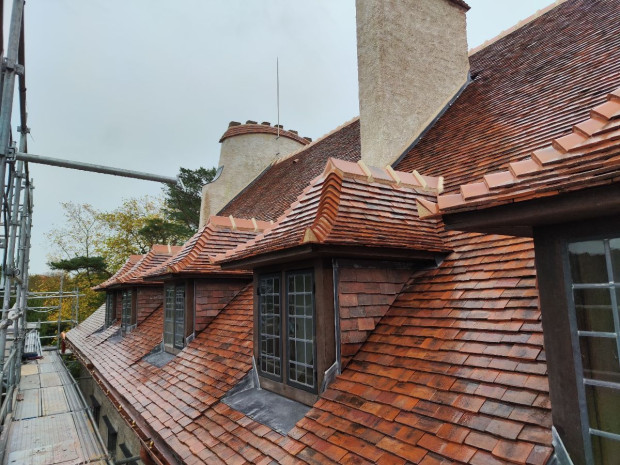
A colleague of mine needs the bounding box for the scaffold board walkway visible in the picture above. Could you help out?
[3,351,109,465]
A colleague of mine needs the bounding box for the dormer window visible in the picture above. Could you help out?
[258,270,316,392]
[121,289,136,333]
[566,237,620,464]
[105,292,116,327]
[163,282,193,353]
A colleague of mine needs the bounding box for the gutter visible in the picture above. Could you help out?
[66,340,172,465]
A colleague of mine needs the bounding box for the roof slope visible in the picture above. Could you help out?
[396,0,620,192]
[220,158,449,265]
[292,232,551,465]
[116,244,183,286]
[93,254,142,291]
[68,286,307,464]
[437,86,620,213]
[144,216,271,279]
[219,118,361,221]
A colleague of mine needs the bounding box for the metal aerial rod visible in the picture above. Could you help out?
[14,152,180,186]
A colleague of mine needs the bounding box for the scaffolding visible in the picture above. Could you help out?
[0,0,182,461]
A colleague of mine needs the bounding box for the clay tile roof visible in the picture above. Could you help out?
[295,231,551,465]
[435,85,620,214]
[92,254,143,291]
[220,158,450,265]
[114,244,183,286]
[219,118,361,221]
[395,0,620,193]
[219,123,310,146]
[144,215,271,278]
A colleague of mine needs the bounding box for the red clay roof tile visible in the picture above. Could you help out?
[92,254,142,290]
[396,0,620,195]
[436,85,620,214]
[219,158,449,265]
[144,215,270,278]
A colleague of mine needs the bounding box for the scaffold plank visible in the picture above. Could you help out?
[13,388,40,420]
[41,386,68,416]
[39,372,61,388]
[20,363,38,376]
[20,374,40,391]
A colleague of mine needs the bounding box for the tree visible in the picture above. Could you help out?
[163,167,216,231]
[46,203,106,288]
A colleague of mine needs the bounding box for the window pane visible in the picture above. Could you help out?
[580,337,620,383]
[591,434,620,465]
[122,290,132,328]
[574,288,615,333]
[569,240,608,284]
[586,385,620,435]
[610,239,620,283]
[163,287,174,346]
[259,276,281,378]
[287,271,315,390]
[174,287,185,349]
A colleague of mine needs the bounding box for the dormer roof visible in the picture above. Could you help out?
[219,158,450,267]
[144,215,271,279]
[92,254,142,291]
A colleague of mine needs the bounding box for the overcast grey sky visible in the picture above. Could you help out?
[21,0,553,274]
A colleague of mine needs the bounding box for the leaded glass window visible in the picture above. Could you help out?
[105,293,115,327]
[164,284,185,350]
[163,286,175,346]
[258,275,281,378]
[174,287,185,349]
[568,238,620,464]
[121,290,132,328]
[287,271,315,390]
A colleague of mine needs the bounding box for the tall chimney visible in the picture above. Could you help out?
[356,0,470,168]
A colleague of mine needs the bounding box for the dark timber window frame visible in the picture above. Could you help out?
[163,281,194,353]
[105,292,116,328]
[254,259,335,405]
[257,270,317,393]
[564,236,620,464]
[533,215,620,465]
[120,288,136,333]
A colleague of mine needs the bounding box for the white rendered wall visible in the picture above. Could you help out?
[356,0,470,168]
[199,133,305,227]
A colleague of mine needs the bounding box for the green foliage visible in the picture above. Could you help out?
[44,166,215,323]
[95,196,163,271]
[61,353,81,379]
[48,256,109,275]
[138,217,193,246]
[163,167,216,230]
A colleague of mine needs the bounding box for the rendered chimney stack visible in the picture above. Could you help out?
[356,0,470,168]
[199,121,310,227]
